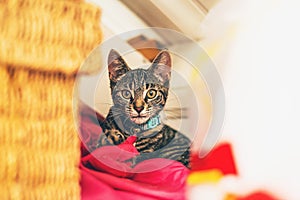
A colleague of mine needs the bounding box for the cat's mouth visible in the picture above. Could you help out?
[130,115,149,124]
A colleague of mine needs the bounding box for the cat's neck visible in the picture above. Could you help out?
[107,107,163,137]
[139,115,161,131]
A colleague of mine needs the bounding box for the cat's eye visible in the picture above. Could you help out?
[121,90,132,99]
[146,89,157,99]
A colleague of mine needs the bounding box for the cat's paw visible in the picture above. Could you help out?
[97,129,126,147]
[107,129,126,145]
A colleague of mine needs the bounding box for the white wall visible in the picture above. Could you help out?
[199,0,300,199]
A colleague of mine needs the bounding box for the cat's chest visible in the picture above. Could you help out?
[103,116,177,151]
[134,127,175,152]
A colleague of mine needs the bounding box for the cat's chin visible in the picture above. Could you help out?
[130,116,149,124]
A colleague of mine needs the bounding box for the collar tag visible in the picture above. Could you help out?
[142,115,161,131]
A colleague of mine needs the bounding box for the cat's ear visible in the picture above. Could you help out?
[148,50,171,86]
[108,49,131,86]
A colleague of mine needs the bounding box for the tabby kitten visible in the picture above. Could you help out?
[97,49,190,168]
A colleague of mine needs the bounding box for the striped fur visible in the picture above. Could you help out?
[97,49,190,168]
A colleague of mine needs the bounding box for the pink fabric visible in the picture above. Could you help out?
[79,103,189,200]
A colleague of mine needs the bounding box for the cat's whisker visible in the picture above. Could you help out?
[166,100,181,104]
[122,116,132,128]
[110,111,124,116]
[164,110,182,114]
[165,107,187,110]
[112,112,124,117]
[95,102,114,105]
[111,107,126,112]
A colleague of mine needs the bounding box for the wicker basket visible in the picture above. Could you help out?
[0,0,102,199]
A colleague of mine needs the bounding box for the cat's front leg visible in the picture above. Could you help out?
[97,129,126,147]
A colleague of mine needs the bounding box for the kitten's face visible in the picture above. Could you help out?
[107,49,171,125]
[112,70,169,124]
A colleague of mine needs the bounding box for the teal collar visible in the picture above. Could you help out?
[139,115,161,131]
[115,112,162,135]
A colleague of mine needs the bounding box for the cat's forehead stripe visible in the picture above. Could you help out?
[129,81,134,90]
[116,69,165,93]
[126,69,146,89]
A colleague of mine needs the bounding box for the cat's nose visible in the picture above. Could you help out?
[134,106,144,113]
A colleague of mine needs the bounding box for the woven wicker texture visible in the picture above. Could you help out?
[0,0,102,75]
[0,0,102,199]
[0,67,76,119]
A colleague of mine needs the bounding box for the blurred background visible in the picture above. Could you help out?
[80,0,300,199]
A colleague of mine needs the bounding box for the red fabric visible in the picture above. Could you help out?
[79,103,189,200]
[237,191,278,200]
[190,143,238,175]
